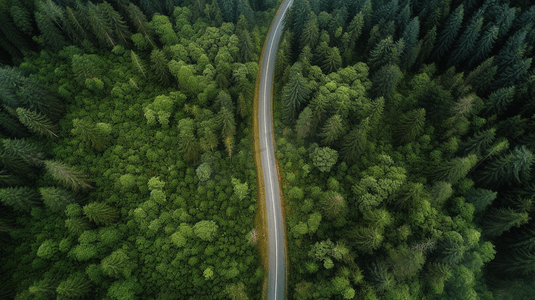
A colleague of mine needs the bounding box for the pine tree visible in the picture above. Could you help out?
[177,118,200,161]
[462,128,496,155]
[40,187,76,213]
[130,50,147,78]
[150,49,170,86]
[494,58,532,89]
[484,86,516,116]
[10,3,33,36]
[86,2,115,48]
[281,69,311,124]
[352,227,383,254]
[319,114,345,146]
[218,107,236,144]
[370,64,402,99]
[44,160,93,191]
[0,111,28,137]
[2,138,43,167]
[35,11,68,51]
[295,106,314,139]
[56,273,91,299]
[219,0,236,23]
[433,4,464,60]
[439,231,466,265]
[448,13,483,66]
[199,119,219,152]
[346,11,364,51]
[16,107,58,139]
[434,154,477,184]
[83,202,119,226]
[341,118,368,163]
[71,54,105,84]
[479,146,534,187]
[400,17,420,71]
[482,208,529,237]
[28,278,56,298]
[495,29,527,76]
[238,29,254,63]
[300,12,319,50]
[99,1,131,47]
[414,25,436,68]
[426,263,453,294]
[65,217,91,235]
[321,47,342,74]
[320,191,346,220]
[101,249,131,278]
[396,108,425,144]
[0,187,39,212]
[369,261,395,292]
[18,77,62,120]
[71,119,110,151]
[464,188,496,213]
[368,36,403,73]
[125,3,155,48]
[465,56,497,95]
[467,26,498,69]
[64,6,90,44]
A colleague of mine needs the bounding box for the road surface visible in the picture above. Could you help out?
[258,0,293,299]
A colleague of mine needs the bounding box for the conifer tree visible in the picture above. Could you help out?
[352,227,383,254]
[44,160,92,191]
[99,1,131,47]
[16,107,58,139]
[433,155,477,184]
[281,68,311,124]
[72,54,105,84]
[494,58,532,89]
[369,261,395,292]
[199,119,219,152]
[495,29,527,76]
[64,6,90,44]
[2,138,43,167]
[400,17,420,70]
[83,202,119,226]
[35,11,68,51]
[346,11,363,50]
[125,3,155,48]
[341,118,368,163]
[219,0,236,23]
[464,188,496,213]
[10,2,33,36]
[462,128,496,156]
[56,273,91,299]
[479,146,533,187]
[177,118,200,161]
[0,187,39,212]
[370,64,402,99]
[0,111,28,137]
[433,4,464,60]
[425,263,452,294]
[465,56,497,95]
[300,12,319,50]
[130,50,147,78]
[368,36,403,73]
[321,47,342,74]
[484,86,516,116]
[86,2,115,48]
[17,77,62,120]
[319,114,345,146]
[439,231,466,265]
[65,217,91,235]
[29,278,56,298]
[150,49,170,86]
[101,249,132,278]
[295,106,314,139]
[238,29,254,63]
[40,187,76,213]
[467,26,498,68]
[482,208,529,237]
[320,191,346,220]
[414,25,436,68]
[71,119,110,152]
[396,108,425,144]
[448,13,483,66]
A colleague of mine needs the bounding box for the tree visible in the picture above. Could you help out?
[34,11,68,51]
[311,147,338,172]
[468,26,498,68]
[479,146,533,187]
[369,261,395,293]
[177,118,200,161]
[238,29,254,63]
[484,86,516,116]
[65,217,91,235]
[194,220,218,241]
[226,282,248,300]
[99,1,131,47]
[465,56,497,95]
[341,119,368,163]
[319,114,345,146]
[0,187,38,212]
[448,11,483,66]
[482,207,529,237]
[101,249,132,278]
[130,50,147,78]
[125,3,155,48]
[464,188,496,213]
[296,106,314,139]
[368,36,403,73]
[352,227,383,254]
[415,25,436,68]
[321,47,342,74]
[56,273,91,299]
[388,246,425,280]
[433,155,477,184]
[425,263,453,294]
[396,108,425,144]
[196,163,212,181]
[16,107,58,138]
[462,128,496,156]
[150,49,171,86]
[439,231,466,265]
[320,191,346,220]
[71,119,110,151]
[86,2,115,48]
[281,68,311,124]
[44,160,92,191]
[29,278,56,298]
[370,64,402,99]
[1,138,43,167]
[231,177,249,200]
[400,17,420,70]
[40,187,76,213]
[300,12,319,50]
[83,202,119,226]
[433,4,464,60]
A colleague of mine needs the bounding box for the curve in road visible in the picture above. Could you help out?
[258,0,293,299]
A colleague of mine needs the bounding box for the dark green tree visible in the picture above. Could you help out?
[101,249,132,278]
[321,46,342,74]
[439,231,466,265]
[311,146,338,173]
[319,114,345,146]
[414,25,436,68]
[396,108,425,144]
[28,278,56,298]
[341,118,368,163]
[99,1,131,47]
[17,77,62,120]
[448,13,483,66]
[0,187,39,212]
[177,118,200,161]
[369,261,394,292]
[65,217,91,235]
[281,68,311,124]
[479,146,533,187]
[40,187,76,213]
[368,36,403,73]
[16,107,58,139]
[2,138,43,167]
[10,2,32,36]
[462,128,496,156]
[125,3,155,48]
[465,56,497,95]
[150,49,171,86]
[352,227,383,254]
[300,12,319,50]
[71,119,110,152]
[238,29,254,63]
[433,4,464,60]
[370,64,402,99]
[464,188,496,213]
[56,273,91,299]
[482,208,529,237]
[484,86,516,116]
[34,11,68,51]
[467,26,498,68]
[86,1,115,48]
[433,154,477,184]
[83,202,119,226]
[44,160,93,191]
[319,191,346,220]
[296,106,314,139]
[400,17,420,71]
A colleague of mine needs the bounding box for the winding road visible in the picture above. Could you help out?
[258,0,293,299]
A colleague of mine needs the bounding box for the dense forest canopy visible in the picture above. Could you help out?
[274,0,535,299]
[0,0,277,299]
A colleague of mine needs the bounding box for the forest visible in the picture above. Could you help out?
[0,0,276,299]
[273,0,535,299]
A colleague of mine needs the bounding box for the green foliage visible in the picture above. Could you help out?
[370,64,402,99]
[39,187,76,212]
[37,239,58,260]
[56,273,92,299]
[193,220,218,241]
[144,95,175,127]
[231,177,249,200]
[83,202,119,226]
[310,146,338,172]
[479,146,533,187]
[281,66,311,124]
[482,207,530,237]
[396,108,426,144]
[101,249,133,278]
[434,155,477,184]
[44,160,92,191]
[71,119,110,151]
[65,217,91,235]
[196,163,212,181]
[0,187,39,212]
[16,107,58,138]
[319,191,346,220]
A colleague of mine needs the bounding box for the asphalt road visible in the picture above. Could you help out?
[258,0,293,299]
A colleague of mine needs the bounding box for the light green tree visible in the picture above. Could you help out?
[194,220,218,241]
[231,177,249,200]
[310,147,338,172]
